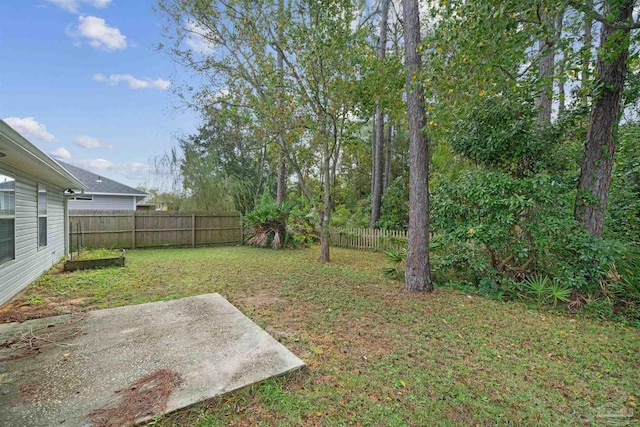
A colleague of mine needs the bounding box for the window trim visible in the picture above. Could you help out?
[0,170,16,265]
[38,184,47,248]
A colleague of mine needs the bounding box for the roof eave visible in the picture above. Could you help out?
[84,192,148,197]
[0,121,87,190]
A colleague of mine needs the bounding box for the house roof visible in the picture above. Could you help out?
[0,120,86,190]
[56,161,147,197]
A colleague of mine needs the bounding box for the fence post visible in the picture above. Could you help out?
[191,214,196,247]
[131,211,136,249]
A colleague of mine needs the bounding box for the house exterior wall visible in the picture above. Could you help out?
[68,194,136,211]
[0,163,66,305]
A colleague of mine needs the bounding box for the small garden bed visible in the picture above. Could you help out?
[64,249,125,272]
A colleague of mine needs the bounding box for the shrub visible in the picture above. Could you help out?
[606,124,640,243]
[331,202,370,229]
[617,245,640,297]
[244,196,292,249]
[431,169,625,293]
[287,206,319,246]
[378,177,409,231]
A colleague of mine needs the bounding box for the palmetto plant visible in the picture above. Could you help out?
[523,275,571,307]
[548,279,572,306]
[383,248,407,280]
[244,197,292,249]
[523,275,550,307]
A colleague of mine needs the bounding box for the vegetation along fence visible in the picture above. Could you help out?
[69,210,242,249]
[329,227,407,251]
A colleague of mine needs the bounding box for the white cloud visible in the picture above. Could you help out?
[72,15,127,51]
[184,20,212,54]
[51,147,72,159]
[73,158,115,170]
[93,73,171,90]
[121,162,151,180]
[49,0,112,13]
[75,134,113,148]
[3,117,57,142]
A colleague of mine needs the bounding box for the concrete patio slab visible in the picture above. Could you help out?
[0,293,305,427]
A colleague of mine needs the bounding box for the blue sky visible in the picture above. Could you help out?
[0,0,199,190]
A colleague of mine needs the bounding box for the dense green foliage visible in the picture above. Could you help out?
[244,196,292,249]
[378,177,408,231]
[432,170,623,289]
[607,125,640,242]
[244,196,319,248]
[155,0,640,315]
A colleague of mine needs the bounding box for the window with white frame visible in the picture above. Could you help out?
[38,184,47,247]
[0,172,16,264]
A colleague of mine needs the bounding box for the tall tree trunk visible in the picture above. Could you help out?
[403,0,432,292]
[536,6,557,126]
[581,0,594,106]
[574,0,634,237]
[320,127,331,263]
[384,118,392,191]
[370,115,376,197]
[370,106,384,228]
[556,11,566,116]
[370,0,390,228]
[276,0,287,205]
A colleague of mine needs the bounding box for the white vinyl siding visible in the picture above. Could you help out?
[68,194,137,211]
[0,164,66,305]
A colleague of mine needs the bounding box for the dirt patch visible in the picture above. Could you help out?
[447,402,482,425]
[0,303,59,323]
[87,369,183,427]
[0,317,85,362]
[0,298,88,324]
[235,290,283,309]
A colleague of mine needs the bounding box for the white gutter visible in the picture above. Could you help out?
[83,192,148,197]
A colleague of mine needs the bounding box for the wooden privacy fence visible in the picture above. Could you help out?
[329,227,407,251]
[69,210,242,249]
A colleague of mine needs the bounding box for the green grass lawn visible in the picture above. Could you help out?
[2,246,639,426]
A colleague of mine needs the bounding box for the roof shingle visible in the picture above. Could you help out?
[57,161,146,196]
